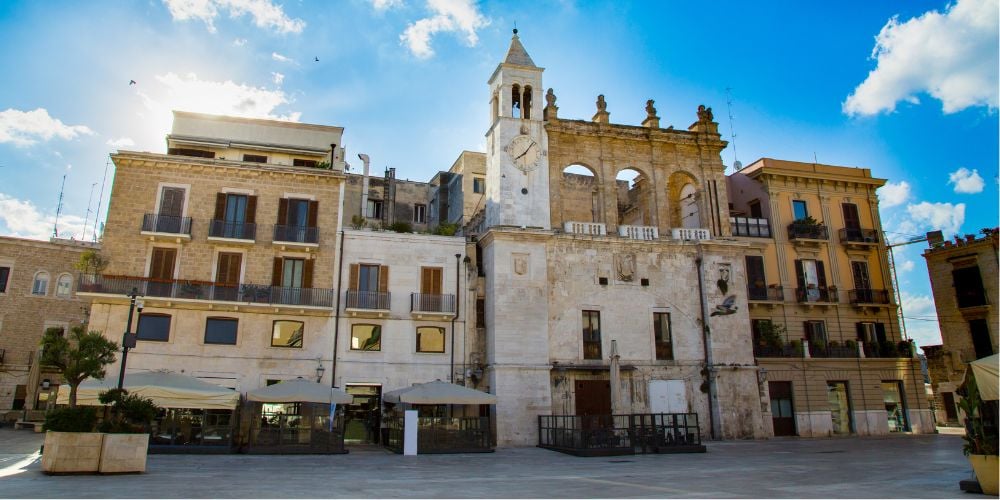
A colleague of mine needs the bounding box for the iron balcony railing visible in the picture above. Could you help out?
[748,285,784,301]
[346,290,391,310]
[410,293,456,313]
[808,343,858,358]
[795,287,838,303]
[730,217,772,238]
[849,288,891,304]
[787,223,828,240]
[208,220,257,240]
[863,340,915,358]
[538,413,703,456]
[142,213,192,235]
[839,228,879,244]
[753,343,800,358]
[78,274,334,307]
[273,225,319,244]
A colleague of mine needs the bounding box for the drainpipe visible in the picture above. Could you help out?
[358,154,371,217]
[450,253,461,383]
[330,179,348,388]
[696,256,721,439]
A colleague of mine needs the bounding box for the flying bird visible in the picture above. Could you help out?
[314,57,319,62]
[710,295,738,316]
[129,80,136,85]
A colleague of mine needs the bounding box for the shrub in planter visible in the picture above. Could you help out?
[97,389,158,433]
[44,406,97,433]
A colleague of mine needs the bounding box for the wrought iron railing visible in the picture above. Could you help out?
[839,228,879,244]
[410,293,456,313]
[208,220,257,240]
[273,224,319,244]
[78,274,334,307]
[753,343,800,358]
[142,213,192,235]
[808,343,858,358]
[787,223,828,240]
[346,290,390,310]
[730,217,771,238]
[863,340,914,358]
[538,413,702,456]
[795,287,838,303]
[748,285,783,301]
[849,288,890,304]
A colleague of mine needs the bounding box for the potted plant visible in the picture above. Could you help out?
[957,376,998,495]
[96,389,158,474]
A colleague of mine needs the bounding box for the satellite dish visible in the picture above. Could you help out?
[734,160,743,171]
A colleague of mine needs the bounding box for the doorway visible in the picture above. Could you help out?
[769,381,796,436]
[827,381,852,434]
[344,384,381,445]
[575,379,611,429]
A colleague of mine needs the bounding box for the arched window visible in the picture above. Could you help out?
[32,271,49,296]
[522,85,532,119]
[491,92,499,122]
[55,274,72,298]
[511,84,522,118]
[680,183,701,228]
[416,326,445,353]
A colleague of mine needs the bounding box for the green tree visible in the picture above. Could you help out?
[74,249,109,275]
[40,325,118,408]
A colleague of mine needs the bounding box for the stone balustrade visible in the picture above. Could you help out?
[619,225,659,240]
[670,228,711,241]
[564,221,607,236]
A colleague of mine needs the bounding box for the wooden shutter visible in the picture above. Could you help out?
[214,193,227,220]
[378,265,389,293]
[307,200,319,228]
[852,261,871,289]
[302,259,314,289]
[277,198,288,225]
[150,248,176,280]
[794,260,805,288]
[217,253,241,285]
[816,261,827,288]
[271,258,283,286]
[348,264,359,290]
[421,267,443,295]
[159,188,185,217]
[245,196,257,224]
[842,203,861,230]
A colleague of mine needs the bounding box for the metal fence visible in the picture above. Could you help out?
[848,288,890,304]
[273,224,319,244]
[410,293,456,313]
[79,274,334,307]
[384,416,492,454]
[730,217,772,238]
[208,220,257,240]
[346,290,391,310]
[748,285,784,301]
[787,223,828,240]
[538,413,704,456]
[839,228,879,244]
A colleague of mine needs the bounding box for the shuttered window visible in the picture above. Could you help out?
[216,253,242,285]
[150,248,177,280]
[420,267,443,295]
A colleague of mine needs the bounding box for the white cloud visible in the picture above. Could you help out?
[844,0,999,116]
[899,259,915,273]
[900,292,942,348]
[0,193,88,240]
[906,201,965,236]
[371,0,403,11]
[400,0,490,59]
[0,108,94,147]
[233,37,247,46]
[271,72,285,85]
[271,52,297,64]
[877,180,911,208]
[106,137,136,148]
[948,167,985,194]
[161,0,305,34]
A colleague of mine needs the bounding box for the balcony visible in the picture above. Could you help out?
[564,221,607,236]
[410,293,456,319]
[862,340,915,359]
[787,223,828,241]
[730,217,771,238]
[208,220,257,242]
[77,274,334,307]
[345,290,391,317]
[808,343,859,358]
[848,288,891,305]
[795,287,838,304]
[839,228,879,247]
[748,285,784,302]
[273,225,319,247]
[670,228,711,241]
[141,213,192,240]
[619,225,659,240]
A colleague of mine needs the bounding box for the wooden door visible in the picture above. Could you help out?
[769,381,796,436]
[148,248,177,296]
[215,252,242,301]
[419,267,443,311]
[575,379,612,431]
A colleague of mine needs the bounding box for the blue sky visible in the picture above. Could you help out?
[0,0,996,349]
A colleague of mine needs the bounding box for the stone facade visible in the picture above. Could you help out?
[0,236,96,410]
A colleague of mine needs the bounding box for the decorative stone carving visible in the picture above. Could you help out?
[615,253,636,282]
[513,253,528,276]
[543,88,559,120]
[592,94,610,124]
[697,104,714,123]
[642,99,660,129]
[645,99,656,117]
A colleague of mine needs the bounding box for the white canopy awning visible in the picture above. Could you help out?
[246,378,353,404]
[970,354,999,401]
[55,371,239,410]
[383,380,497,405]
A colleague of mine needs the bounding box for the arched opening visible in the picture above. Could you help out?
[562,164,601,224]
[680,183,701,228]
[32,271,49,296]
[56,273,73,298]
[511,84,522,118]
[615,168,652,226]
[491,92,499,123]
[522,85,532,120]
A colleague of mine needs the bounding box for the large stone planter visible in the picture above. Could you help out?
[99,433,149,473]
[41,432,104,474]
[969,454,998,495]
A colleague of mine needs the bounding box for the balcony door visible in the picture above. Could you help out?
[842,203,861,230]
[157,187,185,233]
[271,257,313,305]
[746,256,766,299]
[214,193,256,239]
[418,267,443,311]
[148,247,176,297]
[795,259,826,302]
[215,252,242,301]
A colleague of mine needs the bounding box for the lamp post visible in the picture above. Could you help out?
[116,287,144,390]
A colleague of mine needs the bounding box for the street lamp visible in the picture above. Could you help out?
[315,360,326,383]
[116,287,144,390]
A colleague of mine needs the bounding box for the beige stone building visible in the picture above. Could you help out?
[921,229,998,425]
[0,236,97,410]
[727,158,933,436]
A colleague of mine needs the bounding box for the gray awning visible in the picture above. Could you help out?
[55,371,239,409]
[246,378,353,404]
[383,380,497,405]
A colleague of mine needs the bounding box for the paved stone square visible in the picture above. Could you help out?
[0,429,979,498]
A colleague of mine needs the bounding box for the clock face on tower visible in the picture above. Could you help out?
[506,135,541,173]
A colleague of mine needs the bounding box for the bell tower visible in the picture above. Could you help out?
[484,30,551,229]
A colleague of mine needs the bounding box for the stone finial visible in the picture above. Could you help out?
[543,88,559,121]
[689,104,719,134]
[592,94,610,124]
[642,99,660,129]
[697,104,713,123]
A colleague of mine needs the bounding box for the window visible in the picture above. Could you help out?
[473,177,485,194]
[476,298,485,328]
[794,259,827,302]
[204,318,238,345]
[752,319,773,347]
[0,266,9,293]
[167,148,215,158]
[416,326,445,353]
[155,186,187,233]
[582,310,601,360]
[851,261,871,290]
[969,319,994,359]
[953,266,988,308]
[293,159,318,168]
[748,200,762,218]
[413,204,426,224]
[745,256,766,299]
[137,313,171,342]
[31,271,49,295]
[792,200,808,221]
[55,274,72,298]
[653,312,673,360]
[882,381,909,432]
[243,154,267,163]
[282,258,304,288]
[366,199,383,219]
[804,320,827,346]
[842,203,861,230]
[358,264,380,292]
[272,320,304,348]
[351,324,381,351]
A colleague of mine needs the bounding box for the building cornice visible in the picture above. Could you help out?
[112,151,345,181]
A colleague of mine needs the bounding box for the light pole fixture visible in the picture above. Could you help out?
[315,358,326,383]
[117,287,144,390]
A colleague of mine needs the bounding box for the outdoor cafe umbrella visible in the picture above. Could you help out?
[382,380,497,405]
[969,353,999,401]
[246,378,353,404]
[609,339,623,415]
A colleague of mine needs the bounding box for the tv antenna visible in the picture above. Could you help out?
[92,157,111,242]
[53,174,66,238]
[82,182,97,241]
[725,87,740,171]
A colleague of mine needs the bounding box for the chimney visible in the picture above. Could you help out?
[926,230,943,248]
